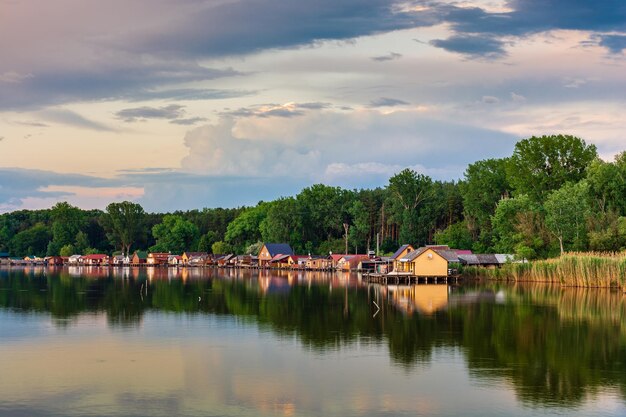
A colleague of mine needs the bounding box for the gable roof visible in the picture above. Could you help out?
[263,243,294,256]
[133,251,148,259]
[391,244,413,260]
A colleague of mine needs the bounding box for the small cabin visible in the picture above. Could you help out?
[258,243,294,267]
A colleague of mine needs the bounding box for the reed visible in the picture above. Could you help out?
[466,252,626,288]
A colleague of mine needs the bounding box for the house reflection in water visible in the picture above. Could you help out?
[387,284,449,315]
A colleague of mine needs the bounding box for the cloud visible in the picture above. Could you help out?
[0,71,33,83]
[368,97,409,107]
[222,102,331,119]
[430,35,507,58]
[115,104,186,122]
[127,88,255,102]
[595,34,626,53]
[181,107,517,187]
[371,52,403,62]
[169,117,208,125]
[38,109,117,132]
[481,95,500,104]
[510,92,526,102]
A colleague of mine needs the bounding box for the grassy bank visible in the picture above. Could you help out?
[461,252,626,288]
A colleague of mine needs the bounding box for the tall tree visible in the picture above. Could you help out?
[544,181,591,255]
[151,215,200,253]
[387,169,432,245]
[48,202,84,254]
[507,135,597,202]
[460,158,511,248]
[100,201,146,255]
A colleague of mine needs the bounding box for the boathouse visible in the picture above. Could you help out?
[131,251,148,265]
[258,243,294,267]
[147,252,169,266]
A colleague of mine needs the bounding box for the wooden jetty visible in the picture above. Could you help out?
[363,272,461,285]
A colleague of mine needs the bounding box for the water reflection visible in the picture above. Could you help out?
[0,267,625,416]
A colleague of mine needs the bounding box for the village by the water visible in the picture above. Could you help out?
[0,242,514,282]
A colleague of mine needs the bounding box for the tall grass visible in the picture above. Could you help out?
[463,252,626,288]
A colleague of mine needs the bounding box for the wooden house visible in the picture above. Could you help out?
[401,247,460,277]
[131,251,148,265]
[258,243,294,267]
[112,255,125,266]
[81,254,109,266]
[391,244,414,272]
[182,252,208,265]
[336,255,370,271]
[305,256,332,270]
[47,256,65,266]
[147,252,169,266]
[68,254,82,265]
[168,255,183,266]
[328,254,349,269]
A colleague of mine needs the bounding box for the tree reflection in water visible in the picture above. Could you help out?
[0,266,624,407]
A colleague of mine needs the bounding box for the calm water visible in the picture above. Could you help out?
[1,267,625,417]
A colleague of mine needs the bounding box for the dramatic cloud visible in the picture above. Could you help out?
[181,107,518,187]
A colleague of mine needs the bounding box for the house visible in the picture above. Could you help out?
[458,253,514,269]
[111,255,125,266]
[68,254,82,265]
[81,254,109,266]
[168,255,183,266]
[305,256,332,270]
[328,254,349,269]
[217,254,235,267]
[402,247,460,277]
[258,243,294,267]
[336,255,370,271]
[182,252,208,265]
[147,252,169,266]
[47,256,65,266]
[131,251,148,265]
[391,244,416,272]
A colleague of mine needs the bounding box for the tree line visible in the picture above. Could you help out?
[1,134,624,259]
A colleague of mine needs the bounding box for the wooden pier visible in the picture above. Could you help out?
[363,273,461,285]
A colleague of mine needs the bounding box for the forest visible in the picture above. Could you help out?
[1,134,625,260]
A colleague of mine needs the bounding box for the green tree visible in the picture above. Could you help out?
[50,202,84,250]
[491,196,551,259]
[507,135,597,202]
[74,231,90,254]
[151,215,199,253]
[9,223,51,257]
[100,201,146,255]
[59,244,75,257]
[586,157,626,215]
[387,169,432,245]
[224,203,268,251]
[544,181,591,255]
[460,158,511,248]
[260,198,300,247]
[212,241,233,254]
[197,231,219,253]
[434,221,474,250]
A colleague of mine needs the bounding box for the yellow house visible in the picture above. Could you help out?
[409,247,459,277]
[391,244,414,272]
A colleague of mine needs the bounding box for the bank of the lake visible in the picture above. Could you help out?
[462,252,626,289]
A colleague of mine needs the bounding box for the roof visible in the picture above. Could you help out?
[400,247,459,263]
[458,254,479,265]
[391,244,413,260]
[435,249,460,262]
[0,252,9,258]
[82,254,109,260]
[184,252,207,258]
[329,254,349,262]
[455,249,473,255]
[270,254,291,263]
[133,251,148,259]
[495,254,515,264]
[263,243,294,256]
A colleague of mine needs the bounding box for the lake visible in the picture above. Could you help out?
[1,266,625,417]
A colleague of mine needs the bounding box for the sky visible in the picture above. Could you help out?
[0,0,624,212]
